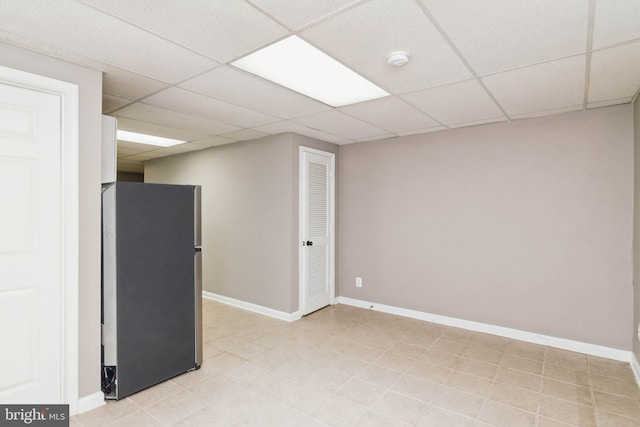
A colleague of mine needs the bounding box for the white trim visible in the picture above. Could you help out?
[337,296,631,362]
[0,66,80,413]
[631,352,640,388]
[299,146,336,315]
[77,392,105,414]
[203,291,301,322]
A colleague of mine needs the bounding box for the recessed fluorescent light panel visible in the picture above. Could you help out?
[117,130,186,147]
[231,35,389,107]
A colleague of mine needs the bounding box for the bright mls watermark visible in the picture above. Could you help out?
[0,405,68,426]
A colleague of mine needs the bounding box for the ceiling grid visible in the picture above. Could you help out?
[0,0,637,172]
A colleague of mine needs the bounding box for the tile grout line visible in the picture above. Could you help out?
[534,347,548,427]
[586,356,600,427]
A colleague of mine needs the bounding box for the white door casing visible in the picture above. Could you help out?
[0,66,79,412]
[299,147,335,316]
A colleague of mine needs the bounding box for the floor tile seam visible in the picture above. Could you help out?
[586,386,640,400]
[495,366,544,382]
[457,354,505,369]
[428,396,488,423]
[537,391,597,409]
[141,405,177,427]
[597,408,640,423]
[365,384,429,425]
[278,396,328,424]
[365,409,414,426]
[532,359,543,427]
[356,361,407,382]
[428,374,499,406]
[542,376,592,392]
[448,368,505,391]
[473,387,492,427]
[385,387,434,407]
[484,391,539,415]
[485,395,541,417]
[544,361,589,374]
[589,369,639,383]
[97,404,144,427]
[537,389,595,408]
[143,399,206,427]
[590,388,640,421]
[535,405,593,427]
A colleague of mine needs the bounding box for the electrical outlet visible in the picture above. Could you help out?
[356,277,362,288]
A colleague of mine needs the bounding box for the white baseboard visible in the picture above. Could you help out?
[77,391,105,414]
[631,352,640,387]
[203,291,301,322]
[337,296,631,363]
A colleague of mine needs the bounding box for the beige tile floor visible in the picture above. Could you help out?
[73,300,640,426]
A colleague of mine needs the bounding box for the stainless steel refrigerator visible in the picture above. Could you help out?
[101,182,202,400]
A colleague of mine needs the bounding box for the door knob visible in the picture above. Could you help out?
[305,241,313,246]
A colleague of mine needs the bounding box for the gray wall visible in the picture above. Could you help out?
[117,171,144,182]
[145,133,338,314]
[338,106,634,350]
[634,96,640,361]
[0,43,103,398]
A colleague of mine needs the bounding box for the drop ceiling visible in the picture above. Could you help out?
[1,0,639,173]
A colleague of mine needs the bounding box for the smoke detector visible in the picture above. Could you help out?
[386,51,410,67]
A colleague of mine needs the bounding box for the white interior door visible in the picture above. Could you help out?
[300,147,335,316]
[0,81,63,403]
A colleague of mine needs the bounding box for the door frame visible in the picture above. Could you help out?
[0,66,79,413]
[298,146,335,315]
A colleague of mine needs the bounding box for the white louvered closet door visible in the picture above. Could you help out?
[300,147,334,315]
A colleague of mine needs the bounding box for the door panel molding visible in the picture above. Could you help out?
[0,65,79,413]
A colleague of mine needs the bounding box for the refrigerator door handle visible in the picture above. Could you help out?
[193,186,202,247]
[194,248,203,368]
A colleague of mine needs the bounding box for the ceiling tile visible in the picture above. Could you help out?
[246,0,361,30]
[339,96,441,133]
[401,79,505,126]
[587,97,633,109]
[448,116,508,129]
[0,42,169,101]
[117,141,154,152]
[254,121,347,144]
[116,102,240,135]
[143,87,279,128]
[422,0,587,75]
[292,110,389,141]
[103,94,131,114]
[179,66,330,119]
[121,150,170,161]
[397,126,447,137]
[116,147,144,158]
[158,142,207,156]
[221,129,269,142]
[301,0,471,94]
[190,136,236,148]
[79,0,288,62]
[356,133,397,142]
[482,56,585,116]
[593,0,640,49]
[589,40,640,103]
[119,152,160,161]
[116,117,210,142]
[509,105,583,121]
[0,0,217,83]
[102,65,169,100]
